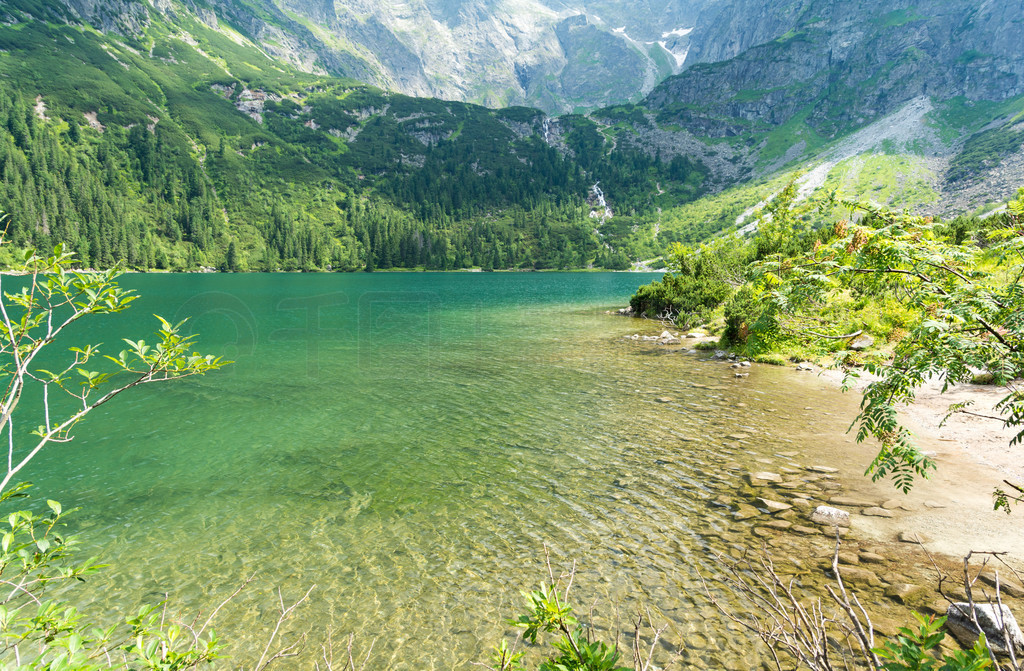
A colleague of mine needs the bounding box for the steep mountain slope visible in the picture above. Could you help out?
[596,0,1024,220]
[0,0,713,271]
[50,0,705,114]
[648,0,1023,137]
[0,0,1021,275]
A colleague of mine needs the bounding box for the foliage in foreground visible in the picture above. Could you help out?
[0,225,228,668]
[751,187,1024,495]
[704,544,1000,671]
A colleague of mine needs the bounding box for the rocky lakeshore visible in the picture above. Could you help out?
[616,321,1024,655]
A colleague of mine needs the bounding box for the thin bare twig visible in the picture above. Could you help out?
[253,585,316,671]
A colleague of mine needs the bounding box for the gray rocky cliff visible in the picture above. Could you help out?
[649,0,1024,137]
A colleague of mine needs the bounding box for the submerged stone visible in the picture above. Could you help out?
[830,496,877,508]
[978,572,1024,599]
[885,583,924,605]
[858,552,886,564]
[746,472,782,485]
[757,497,792,513]
[791,525,820,535]
[897,530,933,544]
[840,566,882,588]
[733,504,761,520]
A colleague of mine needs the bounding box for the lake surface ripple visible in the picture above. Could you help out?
[25,273,882,669]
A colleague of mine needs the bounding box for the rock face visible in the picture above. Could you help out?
[946,603,1024,655]
[66,0,700,114]
[54,0,1024,127]
[646,0,1024,139]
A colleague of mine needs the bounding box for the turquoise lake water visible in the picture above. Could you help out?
[13,272,880,669]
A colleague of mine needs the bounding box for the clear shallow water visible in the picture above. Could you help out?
[16,273,892,668]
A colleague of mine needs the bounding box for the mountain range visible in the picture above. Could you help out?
[0,0,1021,271]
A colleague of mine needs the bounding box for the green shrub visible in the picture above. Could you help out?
[723,284,762,345]
[629,272,731,329]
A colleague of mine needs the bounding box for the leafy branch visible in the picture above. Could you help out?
[748,187,1024,493]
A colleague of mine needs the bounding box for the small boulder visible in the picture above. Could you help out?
[810,505,851,527]
[972,372,996,385]
[861,507,896,518]
[946,603,1024,655]
[901,528,933,544]
[838,552,860,566]
[757,498,793,513]
[885,583,924,605]
[655,397,673,403]
[685,332,704,339]
[746,472,783,485]
[859,552,887,564]
[807,465,840,474]
[849,334,875,351]
[795,362,815,371]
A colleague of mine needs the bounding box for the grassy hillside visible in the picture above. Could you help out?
[0,0,1020,272]
[0,0,714,271]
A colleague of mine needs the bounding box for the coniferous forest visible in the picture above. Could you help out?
[0,4,710,272]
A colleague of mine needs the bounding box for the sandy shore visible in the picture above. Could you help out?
[812,366,1024,558]
[817,367,1024,485]
[616,322,1024,558]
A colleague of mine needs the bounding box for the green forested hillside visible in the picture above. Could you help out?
[0,1,713,271]
[2,0,1021,272]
